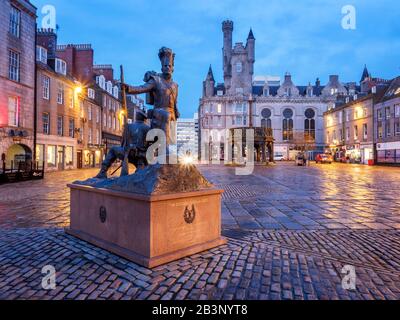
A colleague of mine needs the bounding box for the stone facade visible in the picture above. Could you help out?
[36,61,81,171]
[36,29,143,171]
[374,77,400,165]
[34,29,140,172]
[324,95,376,164]
[199,20,359,161]
[36,29,105,171]
[0,0,36,168]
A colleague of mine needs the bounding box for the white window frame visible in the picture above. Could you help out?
[43,75,50,100]
[88,88,95,99]
[43,112,50,135]
[8,96,19,127]
[69,118,75,138]
[57,115,63,136]
[55,59,67,75]
[88,106,92,121]
[8,50,20,82]
[395,104,400,118]
[57,82,64,104]
[363,123,368,140]
[113,86,119,99]
[386,107,391,119]
[97,75,106,89]
[36,46,48,64]
[106,81,113,94]
[9,6,21,38]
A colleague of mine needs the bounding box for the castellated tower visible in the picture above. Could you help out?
[222,20,233,91]
[221,20,255,95]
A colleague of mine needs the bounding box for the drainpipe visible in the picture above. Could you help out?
[33,24,38,163]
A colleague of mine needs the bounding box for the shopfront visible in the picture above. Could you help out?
[360,144,374,165]
[377,142,400,165]
[345,144,361,163]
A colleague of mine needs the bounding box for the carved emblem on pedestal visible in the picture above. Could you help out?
[184,205,196,224]
[99,206,107,223]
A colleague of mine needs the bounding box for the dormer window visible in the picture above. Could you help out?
[55,59,67,75]
[36,46,47,64]
[106,81,113,94]
[285,88,291,97]
[96,75,106,90]
[236,62,242,73]
[307,88,313,97]
[263,88,269,97]
[330,88,338,95]
[88,88,95,99]
[217,90,223,96]
[113,86,119,99]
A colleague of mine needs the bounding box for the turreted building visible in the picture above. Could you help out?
[199,20,362,162]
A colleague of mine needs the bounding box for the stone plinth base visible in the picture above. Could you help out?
[66,184,226,268]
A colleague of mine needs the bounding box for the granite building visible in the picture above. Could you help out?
[374,77,400,165]
[199,20,358,161]
[0,0,36,169]
[36,29,83,171]
[324,68,391,164]
[35,28,138,171]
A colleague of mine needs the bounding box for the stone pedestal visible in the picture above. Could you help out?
[66,184,226,268]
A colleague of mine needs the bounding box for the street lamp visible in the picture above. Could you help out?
[75,86,83,94]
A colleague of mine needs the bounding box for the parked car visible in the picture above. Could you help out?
[274,153,285,161]
[315,154,333,164]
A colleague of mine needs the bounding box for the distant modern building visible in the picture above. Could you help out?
[176,114,199,159]
[0,0,37,169]
[199,20,359,162]
[374,76,400,165]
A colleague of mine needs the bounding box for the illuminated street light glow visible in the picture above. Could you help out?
[75,86,83,94]
[181,154,194,165]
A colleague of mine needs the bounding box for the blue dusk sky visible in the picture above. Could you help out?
[32,0,400,118]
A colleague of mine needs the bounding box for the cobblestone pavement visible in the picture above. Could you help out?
[1,163,400,300]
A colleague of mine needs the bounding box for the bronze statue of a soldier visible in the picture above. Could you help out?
[124,47,180,146]
[96,111,150,179]
[95,47,180,179]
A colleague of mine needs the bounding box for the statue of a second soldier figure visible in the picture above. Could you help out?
[95,47,180,179]
[96,111,150,179]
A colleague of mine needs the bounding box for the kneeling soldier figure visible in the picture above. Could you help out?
[96,111,150,179]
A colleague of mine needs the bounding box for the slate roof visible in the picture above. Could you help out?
[252,85,325,97]
[378,76,400,103]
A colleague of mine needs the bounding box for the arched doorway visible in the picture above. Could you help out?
[5,144,32,169]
